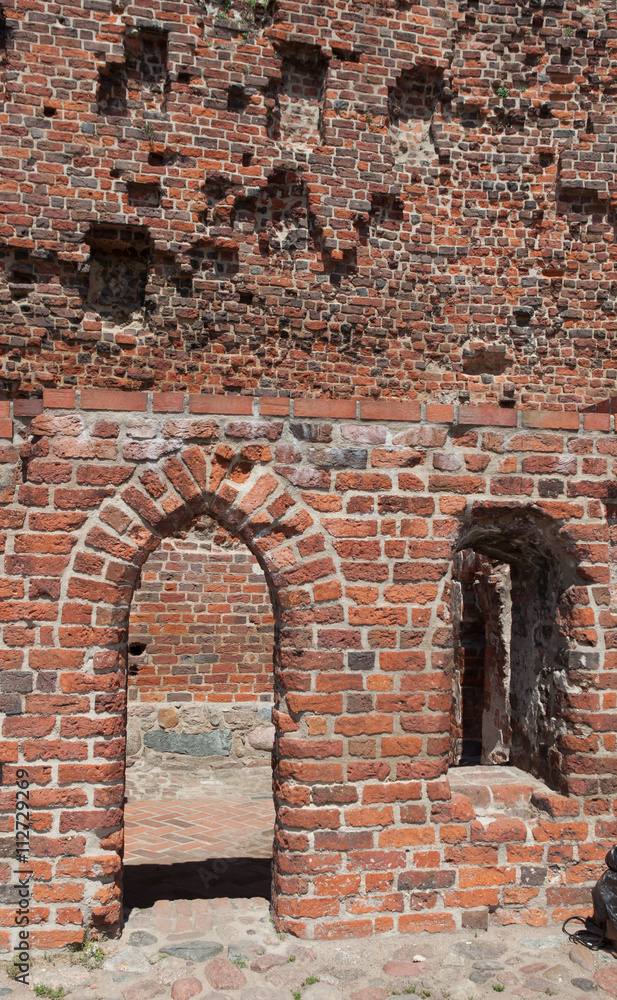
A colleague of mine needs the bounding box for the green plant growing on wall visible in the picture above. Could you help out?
[496,85,510,99]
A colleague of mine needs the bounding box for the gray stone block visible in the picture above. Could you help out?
[144,728,232,757]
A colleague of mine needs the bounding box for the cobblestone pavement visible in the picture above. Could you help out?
[3,900,617,1000]
[3,765,617,1000]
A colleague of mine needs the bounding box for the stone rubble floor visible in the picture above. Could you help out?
[3,764,617,1000]
[3,903,617,1000]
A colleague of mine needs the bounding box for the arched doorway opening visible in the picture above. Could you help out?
[122,515,277,913]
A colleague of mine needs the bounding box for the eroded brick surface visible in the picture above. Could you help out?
[2,0,617,951]
[1,1,617,404]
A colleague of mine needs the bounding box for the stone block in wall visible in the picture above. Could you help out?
[158,707,179,729]
[144,728,232,757]
[248,725,275,751]
[126,718,143,757]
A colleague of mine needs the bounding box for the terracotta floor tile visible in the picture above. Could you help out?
[124,793,275,865]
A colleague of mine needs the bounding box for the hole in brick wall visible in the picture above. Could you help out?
[7,249,34,299]
[43,106,56,117]
[331,46,361,63]
[0,5,7,49]
[451,512,578,793]
[136,27,168,86]
[129,642,148,656]
[362,193,405,251]
[172,272,193,298]
[203,176,231,224]
[127,182,162,207]
[457,104,484,128]
[123,26,169,110]
[556,181,613,237]
[451,551,512,766]
[524,52,541,67]
[207,248,240,279]
[11,262,33,284]
[242,151,253,166]
[253,170,310,256]
[97,62,128,117]
[252,0,275,29]
[85,224,152,321]
[388,66,443,165]
[462,340,509,375]
[227,85,250,113]
[148,149,177,167]
[177,71,191,85]
[267,42,328,147]
[539,151,554,168]
[123,519,275,910]
[560,46,572,65]
[389,66,443,125]
[234,196,257,224]
[238,291,254,304]
[514,309,533,327]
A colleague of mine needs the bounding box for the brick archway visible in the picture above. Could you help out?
[20,409,343,946]
[1,393,615,949]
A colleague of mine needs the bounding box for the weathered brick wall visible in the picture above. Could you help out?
[127,522,275,763]
[0,392,614,948]
[3,0,617,953]
[2,0,617,405]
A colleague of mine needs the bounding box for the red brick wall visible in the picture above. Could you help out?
[0,394,614,948]
[128,521,274,704]
[1,0,617,406]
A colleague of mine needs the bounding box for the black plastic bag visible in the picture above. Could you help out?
[563,847,617,951]
[592,847,617,929]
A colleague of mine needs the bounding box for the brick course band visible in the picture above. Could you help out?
[8,391,617,427]
[0,404,615,947]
